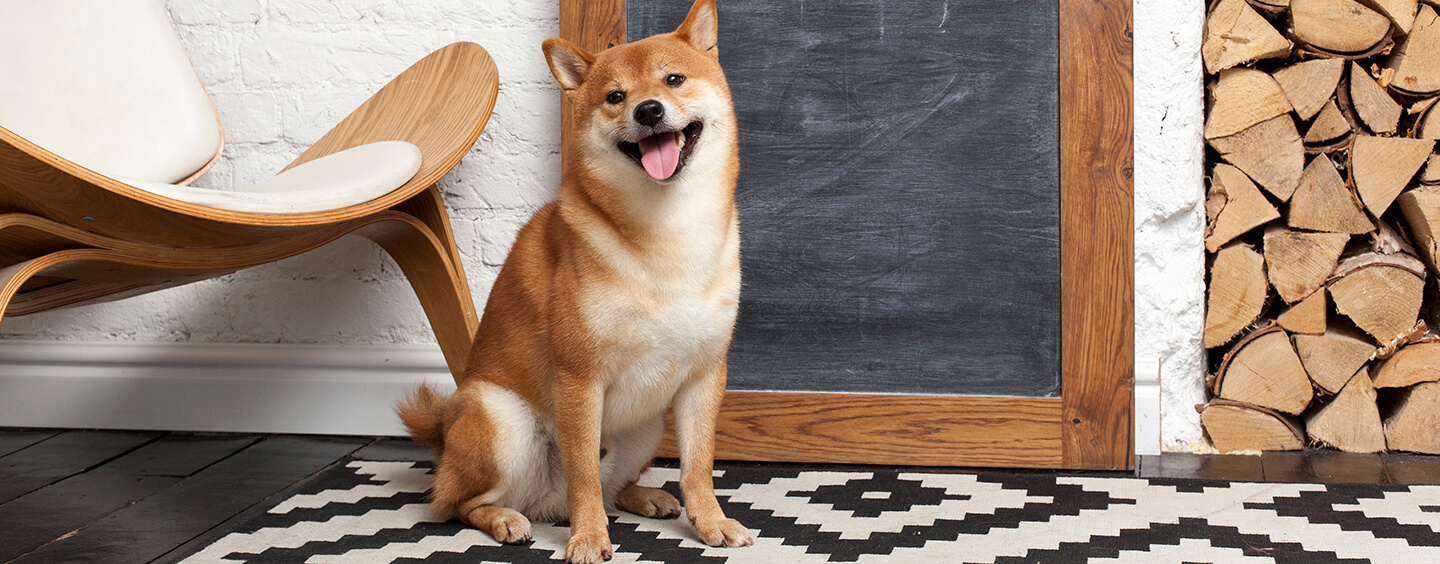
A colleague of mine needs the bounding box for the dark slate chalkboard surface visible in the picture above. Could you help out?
[629,0,1061,397]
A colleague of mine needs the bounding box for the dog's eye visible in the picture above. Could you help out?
[664,74,686,87]
[606,91,625,104]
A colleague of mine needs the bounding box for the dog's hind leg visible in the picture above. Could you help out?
[428,388,527,543]
[610,417,680,519]
[459,497,533,544]
[616,482,682,519]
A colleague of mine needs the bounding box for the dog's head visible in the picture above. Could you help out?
[543,0,734,184]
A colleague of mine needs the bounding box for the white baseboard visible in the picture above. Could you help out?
[0,340,457,436]
[1134,356,1162,456]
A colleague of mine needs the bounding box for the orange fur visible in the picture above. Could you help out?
[395,384,447,453]
[396,1,752,562]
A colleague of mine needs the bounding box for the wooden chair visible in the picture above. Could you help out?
[0,1,497,383]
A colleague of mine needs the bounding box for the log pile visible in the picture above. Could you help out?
[1200,0,1440,454]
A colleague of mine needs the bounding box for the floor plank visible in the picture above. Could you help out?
[1141,453,1267,482]
[0,429,62,458]
[1306,451,1389,484]
[153,448,372,564]
[9,435,367,564]
[352,437,430,462]
[1383,453,1440,485]
[1196,454,1265,482]
[0,434,261,562]
[1260,451,1321,483]
[0,430,160,504]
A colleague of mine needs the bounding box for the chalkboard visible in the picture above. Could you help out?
[629,0,1061,397]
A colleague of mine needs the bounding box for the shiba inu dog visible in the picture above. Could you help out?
[396,0,750,561]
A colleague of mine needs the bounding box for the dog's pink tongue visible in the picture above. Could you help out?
[639,132,680,180]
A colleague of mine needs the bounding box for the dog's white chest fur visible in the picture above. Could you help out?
[579,177,740,434]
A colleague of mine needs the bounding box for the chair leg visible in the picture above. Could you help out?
[392,186,476,304]
[356,217,479,385]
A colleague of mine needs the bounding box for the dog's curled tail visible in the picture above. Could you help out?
[396,383,449,454]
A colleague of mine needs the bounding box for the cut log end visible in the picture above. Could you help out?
[1399,187,1440,275]
[1201,400,1306,452]
[1373,339,1440,387]
[1274,58,1346,120]
[1278,290,1330,334]
[1207,165,1282,252]
[1287,155,1374,234]
[1387,4,1440,97]
[1349,62,1404,135]
[1206,244,1271,348]
[1210,115,1305,201]
[1295,328,1378,394]
[1305,367,1387,453]
[1207,68,1295,140]
[1264,227,1350,302]
[1291,0,1394,55]
[1204,0,1295,73]
[1329,259,1426,343]
[1383,381,1440,454]
[1423,154,1440,185]
[1215,327,1315,414]
[1304,99,1354,146]
[1350,135,1435,217]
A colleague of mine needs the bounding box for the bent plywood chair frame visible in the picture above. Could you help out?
[0,42,498,383]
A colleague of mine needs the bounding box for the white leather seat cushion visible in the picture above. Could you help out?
[0,0,223,184]
[117,141,423,214]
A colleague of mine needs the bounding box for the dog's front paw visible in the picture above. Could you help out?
[565,531,613,564]
[691,517,754,548]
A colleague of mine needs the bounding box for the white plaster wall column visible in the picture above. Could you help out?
[1133,0,1209,452]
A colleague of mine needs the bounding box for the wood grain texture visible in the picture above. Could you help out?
[657,391,1063,468]
[1199,400,1305,453]
[1060,0,1135,469]
[559,0,625,172]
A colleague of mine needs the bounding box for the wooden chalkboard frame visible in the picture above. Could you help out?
[559,0,1133,470]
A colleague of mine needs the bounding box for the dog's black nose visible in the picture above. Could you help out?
[634,100,664,127]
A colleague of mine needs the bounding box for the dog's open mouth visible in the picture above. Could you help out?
[618,121,703,181]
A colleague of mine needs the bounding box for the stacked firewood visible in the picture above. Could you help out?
[1199,0,1440,454]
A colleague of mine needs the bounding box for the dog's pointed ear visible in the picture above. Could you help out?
[543,38,595,93]
[675,0,718,57]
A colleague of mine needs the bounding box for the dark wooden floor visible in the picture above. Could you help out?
[1137,450,1440,484]
[0,429,374,564]
[4,428,1440,563]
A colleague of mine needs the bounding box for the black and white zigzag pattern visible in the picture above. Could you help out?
[180,460,1440,563]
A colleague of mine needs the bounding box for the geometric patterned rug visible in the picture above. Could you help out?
[176,459,1440,563]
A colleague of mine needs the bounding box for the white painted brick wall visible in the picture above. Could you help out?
[0,0,1210,452]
